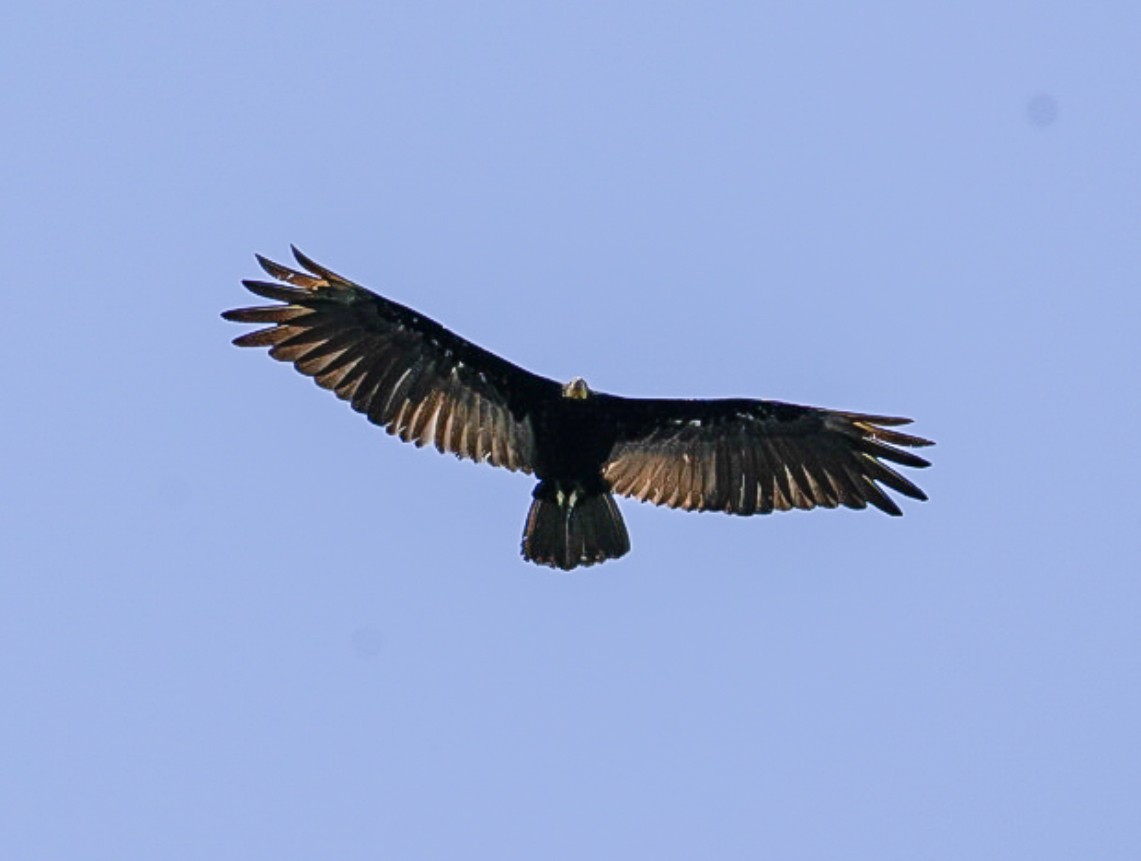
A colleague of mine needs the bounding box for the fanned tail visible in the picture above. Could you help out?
[522,483,630,570]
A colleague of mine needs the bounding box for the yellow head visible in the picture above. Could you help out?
[562,377,591,400]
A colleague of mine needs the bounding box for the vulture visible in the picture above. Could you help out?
[223,248,932,570]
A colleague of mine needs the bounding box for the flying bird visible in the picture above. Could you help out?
[223,248,932,570]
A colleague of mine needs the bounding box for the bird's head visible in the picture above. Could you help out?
[562,377,592,400]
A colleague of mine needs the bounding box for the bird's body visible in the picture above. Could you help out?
[224,248,933,570]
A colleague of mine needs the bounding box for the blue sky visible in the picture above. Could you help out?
[3,1,1140,858]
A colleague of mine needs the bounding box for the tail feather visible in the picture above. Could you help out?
[522,486,630,570]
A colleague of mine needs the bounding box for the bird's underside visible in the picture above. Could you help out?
[223,247,933,570]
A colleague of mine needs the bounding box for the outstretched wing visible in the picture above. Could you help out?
[598,397,932,515]
[222,247,560,473]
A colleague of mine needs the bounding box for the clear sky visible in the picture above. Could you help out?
[3,1,1140,858]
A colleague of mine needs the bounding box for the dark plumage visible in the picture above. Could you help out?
[223,248,933,570]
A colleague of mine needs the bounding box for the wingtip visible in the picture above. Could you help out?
[247,251,328,289]
[868,491,904,516]
[291,244,317,272]
[854,413,914,427]
[870,415,935,449]
[290,245,352,285]
[254,253,278,278]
